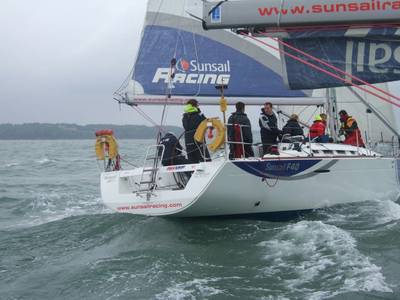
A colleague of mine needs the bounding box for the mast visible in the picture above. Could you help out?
[326,88,339,142]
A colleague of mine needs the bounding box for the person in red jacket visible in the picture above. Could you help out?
[309,115,327,142]
[339,110,365,147]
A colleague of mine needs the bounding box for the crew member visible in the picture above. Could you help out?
[182,99,210,163]
[309,115,327,142]
[282,114,304,137]
[227,102,254,158]
[259,102,281,154]
[159,132,188,166]
[339,110,365,147]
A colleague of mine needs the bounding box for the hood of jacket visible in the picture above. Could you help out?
[184,104,199,114]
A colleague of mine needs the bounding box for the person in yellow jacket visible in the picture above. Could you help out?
[182,99,210,163]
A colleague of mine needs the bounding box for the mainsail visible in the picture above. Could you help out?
[281,29,400,89]
[124,0,325,106]
[202,0,400,89]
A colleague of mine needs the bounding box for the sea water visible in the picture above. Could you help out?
[0,140,399,300]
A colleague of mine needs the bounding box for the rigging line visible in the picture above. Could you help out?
[277,0,285,28]
[119,156,138,168]
[173,0,187,58]
[241,33,400,109]
[151,0,165,28]
[129,0,165,98]
[137,108,165,132]
[132,105,166,133]
[298,105,312,117]
[192,29,202,96]
[306,106,320,126]
[133,107,157,126]
[259,32,400,103]
[160,0,187,139]
[208,0,228,16]
[114,66,134,96]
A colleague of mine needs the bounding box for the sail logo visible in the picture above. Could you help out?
[176,58,190,72]
[345,40,400,77]
[152,59,231,86]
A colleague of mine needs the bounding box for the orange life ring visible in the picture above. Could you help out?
[95,132,118,160]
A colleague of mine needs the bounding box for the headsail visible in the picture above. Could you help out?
[125,0,325,106]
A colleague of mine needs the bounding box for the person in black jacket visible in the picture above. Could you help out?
[158,132,188,166]
[282,114,304,138]
[227,102,254,159]
[182,99,210,163]
[259,102,281,154]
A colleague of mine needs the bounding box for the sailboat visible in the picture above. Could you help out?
[99,0,400,217]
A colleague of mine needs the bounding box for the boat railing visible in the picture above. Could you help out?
[224,123,256,160]
[370,139,400,157]
[137,144,165,198]
[183,124,400,163]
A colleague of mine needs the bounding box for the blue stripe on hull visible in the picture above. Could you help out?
[233,159,322,178]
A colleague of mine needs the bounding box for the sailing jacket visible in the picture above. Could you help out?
[182,106,209,163]
[341,116,365,147]
[309,120,326,139]
[228,111,254,158]
[259,109,280,145]
[282,119,304,137]
[182,107,206,145]
[159,133,187,166]
[228,111,253,144]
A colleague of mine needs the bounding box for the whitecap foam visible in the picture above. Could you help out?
[35,157,56,165]
[155,278,227,300]
[3,194,111,230]
[258,221,392,299]
[372,200,400,224]
[5,162,20,167]
[330,200,400,228]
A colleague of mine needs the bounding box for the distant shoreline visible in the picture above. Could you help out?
[0,123,183,140]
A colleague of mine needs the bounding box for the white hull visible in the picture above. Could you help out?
[101,144,400,217]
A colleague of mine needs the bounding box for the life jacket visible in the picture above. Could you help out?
[343,117,365,147]
[309,121,325,139]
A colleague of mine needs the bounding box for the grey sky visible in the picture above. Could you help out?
[1,0,399,127]
[0,0,150,125]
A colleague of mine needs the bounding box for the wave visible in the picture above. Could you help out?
[1,193,111,230]
[5,162,20,167]
[318,199,400,228]
[35,157,57,165]
[257,221,392,300]
[155,277,227,300]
